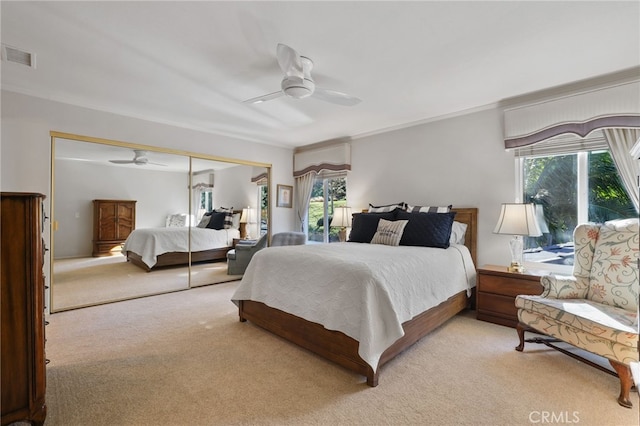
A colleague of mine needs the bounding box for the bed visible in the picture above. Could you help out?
[232,207,478,386]
[124,211,241,271]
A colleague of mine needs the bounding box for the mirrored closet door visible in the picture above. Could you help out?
[50,132,270,312]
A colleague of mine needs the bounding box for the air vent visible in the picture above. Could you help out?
[2,44,36,68]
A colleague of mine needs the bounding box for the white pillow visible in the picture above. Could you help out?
[449,221,467,245]
[231,213,241,229]
[196,215,211,228]
[371,219,408,246]
[166,213,195,227]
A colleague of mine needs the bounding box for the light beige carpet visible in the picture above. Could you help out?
[44,282,638,426]
[52,256,241,311]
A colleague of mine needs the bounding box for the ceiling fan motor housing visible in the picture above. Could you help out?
[281,76,315,99]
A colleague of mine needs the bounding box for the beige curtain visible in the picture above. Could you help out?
[603,128,640,212]
[294,171,317,233]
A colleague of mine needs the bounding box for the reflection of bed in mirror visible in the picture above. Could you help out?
[124,211,241,272]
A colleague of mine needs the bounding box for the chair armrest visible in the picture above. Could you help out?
[541,274,589,299]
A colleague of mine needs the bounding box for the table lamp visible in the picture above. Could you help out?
[330,206,352,242]
[493,203,542,273]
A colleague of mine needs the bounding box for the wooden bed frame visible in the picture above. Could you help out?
[126,246,231,272]
[238,207,478,386]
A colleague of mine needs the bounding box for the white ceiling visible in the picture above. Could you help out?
[2,1,639,149]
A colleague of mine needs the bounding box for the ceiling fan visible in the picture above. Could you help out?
[243,43,362,106]
[109,150,167,166]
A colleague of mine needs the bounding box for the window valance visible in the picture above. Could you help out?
[192,170,214,189]
[504,80,640,149]
[293,142,351,177]
[251,167,268,185]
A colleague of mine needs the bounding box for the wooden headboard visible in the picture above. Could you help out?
[451,208,478,267]
[360,207,478,267]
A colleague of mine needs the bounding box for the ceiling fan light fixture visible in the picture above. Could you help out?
[281,77,315,99]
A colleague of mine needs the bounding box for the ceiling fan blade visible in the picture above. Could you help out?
[109,160,135,164]
[276,43,303,78]
[243,91,284,104]
[312,88,362,106]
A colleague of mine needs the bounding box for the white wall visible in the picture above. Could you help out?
[213,165,259,211]
[349,107,517,267]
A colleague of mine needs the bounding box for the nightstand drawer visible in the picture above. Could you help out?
[477,292,518,317]
[478,274,542,297]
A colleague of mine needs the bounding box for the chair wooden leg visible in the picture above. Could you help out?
[515,322,526,352]
[609,360,633,408]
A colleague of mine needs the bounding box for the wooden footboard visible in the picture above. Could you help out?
[126,247,231,272]
[238,290,469,386]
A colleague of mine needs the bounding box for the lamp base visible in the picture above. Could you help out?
[508,262,525,273]
[338,227,347,242]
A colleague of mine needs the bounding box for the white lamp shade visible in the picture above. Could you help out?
[493,203,543,237]
[330,206,353,228]
[240,207,257,224]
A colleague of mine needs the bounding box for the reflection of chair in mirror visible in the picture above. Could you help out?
[227,234,268,275]
[271,232,306,246]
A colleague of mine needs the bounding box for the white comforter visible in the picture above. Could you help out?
[231,242,476,371]
[123,227,239,268]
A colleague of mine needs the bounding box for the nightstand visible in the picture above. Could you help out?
[476,264,546,328]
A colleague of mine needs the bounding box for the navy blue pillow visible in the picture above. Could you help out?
[348,211,397,243]
[397,210,456,248]
[206,211,227,230]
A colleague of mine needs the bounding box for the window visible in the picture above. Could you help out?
[199,190,213,213]
[307,176,347,243]
[258,183,268,236]
[519,133,635,267]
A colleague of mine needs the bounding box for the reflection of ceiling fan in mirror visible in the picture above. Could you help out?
[243,43,362,106]
[109,150,167,166]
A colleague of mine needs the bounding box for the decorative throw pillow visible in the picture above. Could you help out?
[405,204,452,213]
[348,211,396,243]
[206,211,227,230]
[371,219,408,246]
[368,202,406,213]
[397,210,456,248]
[215,207,234,229]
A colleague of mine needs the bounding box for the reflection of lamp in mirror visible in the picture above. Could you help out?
[493,203,542,273]
[330,206,352,242]
[240,207,258,239]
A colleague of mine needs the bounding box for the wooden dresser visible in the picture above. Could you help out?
[1,192,47,426]
[92,199,136,256]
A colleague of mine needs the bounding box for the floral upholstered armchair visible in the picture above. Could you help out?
[515,218,639,408]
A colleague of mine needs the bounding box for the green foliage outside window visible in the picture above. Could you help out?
[523,151,635,249]
[308,177,347,242]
